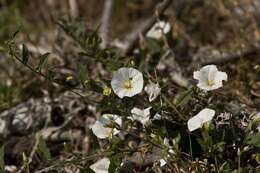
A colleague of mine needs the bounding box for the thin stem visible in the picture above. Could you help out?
[10,51,98,104]
[215,156,220,173]
[189,133,193,161]
[238,148,241,173]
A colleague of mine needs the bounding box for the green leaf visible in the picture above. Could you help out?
[174,89,193,107]
[245,132,260,147]
[37,137,51,161]
[108,157,118,173]
[77,63,88,86]
[0,146,4,173]
[219,161,232,173]
[47,70,56,80]
[256,154,260,165]
[22,44,29,64]
[36,53,50,72]
[80,168,95,173]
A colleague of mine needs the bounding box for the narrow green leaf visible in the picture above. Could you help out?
[108,157,117,173]
[0,146,4,173]
[37,137,51,161]
[36,53,50,72]
[174,89,193,107]
[22,44,29,64]
[47,70,55,80]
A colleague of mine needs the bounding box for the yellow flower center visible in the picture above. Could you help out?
[123,79,133,90]
[103,87,112,96]
[207,79,214,86]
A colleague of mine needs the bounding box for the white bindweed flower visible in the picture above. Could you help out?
[91,114,122,139]
[146,21,171,39]
[129,107,152,126]
[188,108,215,132]
[144,82,161,102]
[193,65,227,91]
[111,67,144,98]
[90,157,110,173]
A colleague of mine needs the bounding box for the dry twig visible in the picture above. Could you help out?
[100,0,114,48]
[194,45,260,65]
[68,0,79,18]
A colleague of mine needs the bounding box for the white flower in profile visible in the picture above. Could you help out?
[188,108,215,132]
[146,21,171,39]
[91,114,122,139]
[193,65,227,91]
[111,67,144,98]
[129,107,152,126]
[144,82,161,102]
[90,157,110,173]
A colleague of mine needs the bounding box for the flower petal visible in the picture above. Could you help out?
[187,115,203,132]
[144,83,161,102]
[91,121,111,139]
[130,107,151,126]
[90,158,110,173]
[188,108,215,132]
[197,108,215,123]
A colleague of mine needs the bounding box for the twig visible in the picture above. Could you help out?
[68,0,79,19]
[123,0,173,55]
[161,28,189,88]
[100,0,114,48]
[34,153,109,173]
[196,45,260,65]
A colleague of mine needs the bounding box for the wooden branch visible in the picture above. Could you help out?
[100,0,114,48]
[68,0,79,18]
[195,45,260,65]
[123,0,173,55]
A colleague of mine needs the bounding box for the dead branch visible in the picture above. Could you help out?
[68,0,79,18]
[100,0,114,48]
[123,0,173,55]
[194,44,260,65]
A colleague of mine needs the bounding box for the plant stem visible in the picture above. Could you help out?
[189,133,193,161]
